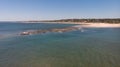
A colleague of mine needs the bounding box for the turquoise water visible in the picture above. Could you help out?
[0,22,120,67]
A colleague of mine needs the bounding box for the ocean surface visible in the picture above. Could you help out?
[0,22,120,67]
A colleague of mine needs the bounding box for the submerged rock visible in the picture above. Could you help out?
[20,27,81,35]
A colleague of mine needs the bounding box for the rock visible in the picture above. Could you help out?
[20,27,80,35]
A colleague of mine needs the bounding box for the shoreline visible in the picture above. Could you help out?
[23,21,120,28]
[73,23,120,28]
[20,22,120,35]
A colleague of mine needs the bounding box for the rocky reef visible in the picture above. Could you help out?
[20,27,81,35]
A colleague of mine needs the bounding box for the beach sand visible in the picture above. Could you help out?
[73,23,120,28]
[24,21,120,27]
[31,22,120,28]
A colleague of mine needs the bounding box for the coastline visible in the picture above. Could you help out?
[73,23,120,28]
[20,22,120,35]
[23,21,120,28]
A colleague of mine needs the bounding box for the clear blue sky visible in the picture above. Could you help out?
[0,0,119,21]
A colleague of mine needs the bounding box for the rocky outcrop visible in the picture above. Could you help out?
[20,27,81,35]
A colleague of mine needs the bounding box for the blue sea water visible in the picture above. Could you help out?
[0,22,120,67]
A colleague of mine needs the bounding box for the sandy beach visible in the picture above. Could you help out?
[73,23,120,28]
[25,21,120,28]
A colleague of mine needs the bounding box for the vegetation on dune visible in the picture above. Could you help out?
[28,19,120,23]
[45,19,120,23]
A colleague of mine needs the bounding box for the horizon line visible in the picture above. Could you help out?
[0,18,120,22]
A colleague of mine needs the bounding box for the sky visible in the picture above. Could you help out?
[0,0,119,21]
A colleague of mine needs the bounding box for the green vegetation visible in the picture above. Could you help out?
[43,19,120,23]
[28,18,120,23]
[46,19,120,23]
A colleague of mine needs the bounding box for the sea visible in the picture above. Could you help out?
[0,22,120,67]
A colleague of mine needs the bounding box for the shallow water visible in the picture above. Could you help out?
[0,22,120,67]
